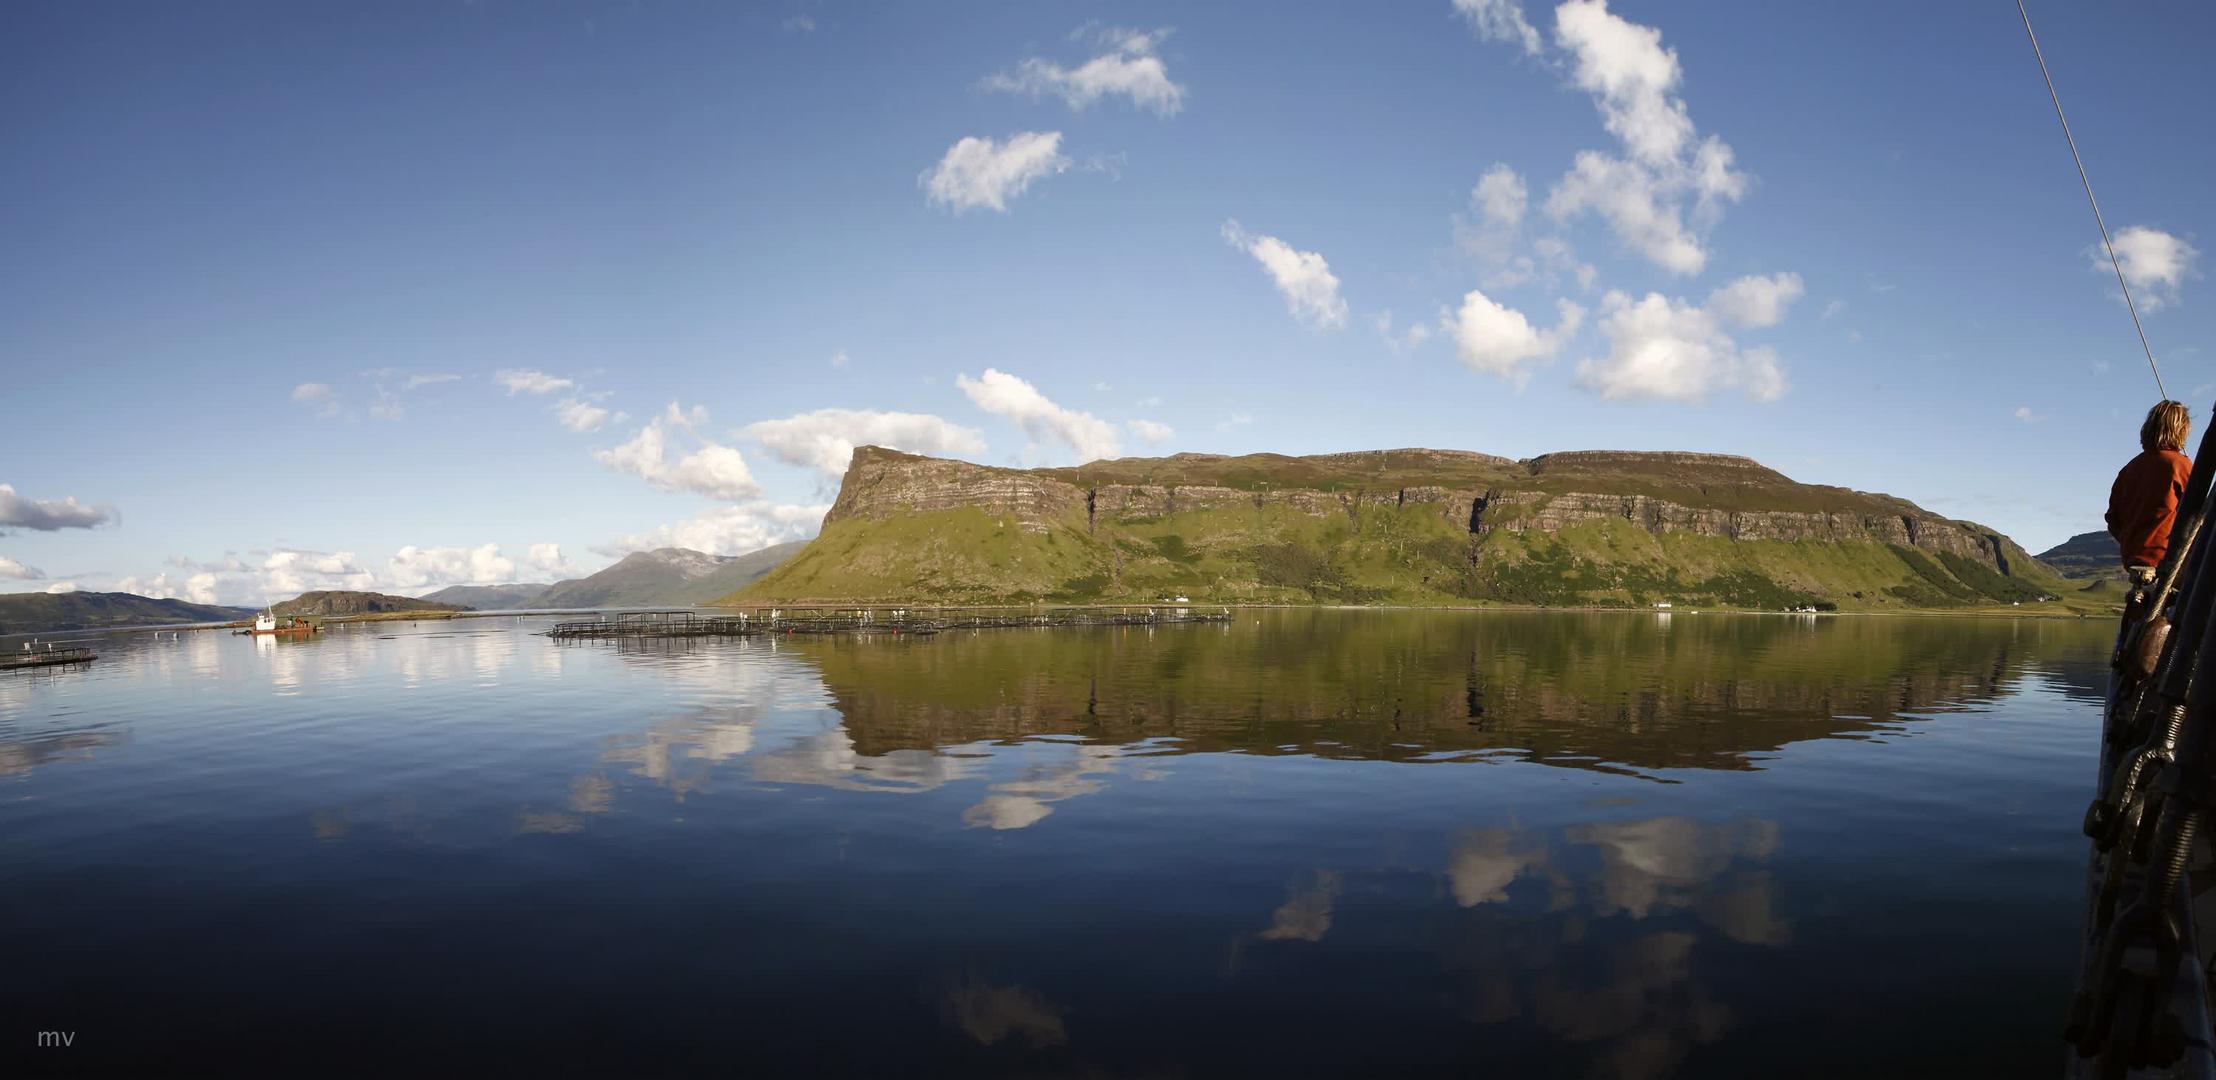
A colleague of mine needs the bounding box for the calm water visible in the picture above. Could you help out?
[1,610,2109,1076]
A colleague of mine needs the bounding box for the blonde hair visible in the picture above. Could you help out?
[2143,400,2192,452]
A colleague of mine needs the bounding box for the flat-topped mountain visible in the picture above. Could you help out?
[736,446,2075,610]
[0,592,253,635]
[271,591,465,617]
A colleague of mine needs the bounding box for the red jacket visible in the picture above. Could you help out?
[2108,449,2193,567]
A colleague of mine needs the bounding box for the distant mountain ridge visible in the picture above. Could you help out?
[536,543,805,608]
[420,583,555,610]
[2037,531,2123,580]
[736,446,2076,611]
[271,591,464,616]
[0,592,252,635]
[420,543,807,610]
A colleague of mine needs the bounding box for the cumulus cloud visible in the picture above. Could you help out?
[1454,0,1543,56]
[829,351,851,369]
[0,555,43,580]
[1532,0,1749,275]
[2015,406,2045,424]
[1373,311,1435,353]
[984,26,1186,116]
[1126,419,1175,446]
[595,403,764,501]
[556,397,617,433]
[921,132,1070,214]
[495,369,576,395]
[1443,290,1584,384]
[261,549,376,597]
[1222,220,1349,331]
[386,543,519,591]
[43,581,78,594]
[956,369,1122,462]
[291,382,339,416]
[0,483,116,533]
[1472,164,1528,229]
[526,543,574,578]
[114,571,218,604]
[2093,226,2200,312]
[740,408,988,476]
[1573,289,1787,403]
[593,502,827,558]
[1706,272,1804,328]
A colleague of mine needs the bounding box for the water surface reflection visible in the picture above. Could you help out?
[0,611,2109,1076]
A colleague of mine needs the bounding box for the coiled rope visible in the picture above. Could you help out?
[2015,0,2167,400]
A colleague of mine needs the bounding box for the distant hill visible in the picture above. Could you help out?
[2037,531,2122,579]
[271,591,466,617]
[736,446,2079,611]
[535,543,806,608]
[0,591,253,635]
[420,583,552,610]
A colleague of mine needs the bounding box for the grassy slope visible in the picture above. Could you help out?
[0,592,253,634]
[735,500,2092,613]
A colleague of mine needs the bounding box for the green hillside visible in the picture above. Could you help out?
[735,447,2083,612]
[0,592,252,635]
[740,502,2079,612]
[272,591,465,616]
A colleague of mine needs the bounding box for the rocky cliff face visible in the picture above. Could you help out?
[827,446,2033,572]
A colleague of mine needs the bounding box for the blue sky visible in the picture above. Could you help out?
[3,0,2210,603]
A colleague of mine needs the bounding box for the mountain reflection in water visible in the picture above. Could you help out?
[0,611,2109,1076]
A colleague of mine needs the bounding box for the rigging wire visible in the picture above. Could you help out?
[2015,0,2167,401]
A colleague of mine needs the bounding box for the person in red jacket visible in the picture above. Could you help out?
[2107,400,2194,586]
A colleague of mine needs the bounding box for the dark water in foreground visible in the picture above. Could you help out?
[0,610,2110,1077]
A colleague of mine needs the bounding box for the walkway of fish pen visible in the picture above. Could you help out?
[542,607,1234,640]
[2,645,97,671]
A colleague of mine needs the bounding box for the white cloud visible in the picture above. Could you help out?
[956,369,1122,462]
[1222,220,1349,331]
[593,502,827,558]
[556,397,615,432]
[495,368,576,395]
[386,543,519,591]
[2094,226,2200,312]
[2015,406,2045,424]
[1820,299,1847,320]
[1706,272,1804,328]
[1216,412,1255,432]
[404,372,462,390]
[0,483,116,533]
[45,581,78,594]
[595,403,764,501]
[983,26,1186,116]
[921,132,1070,214]
[1454,0,1543,56]
[1545,151,1707,275]
[781,14,815,33]
[1573,289,1788,403]
[261,549,377,597]
[1373,311,1435,353]
[1473,164,1528,229]
[1536,0,1749,275]
[741,408,988,476]
[526,543,574,578]
[0,555,43,579]
[1126,419,1175,446]
[291,382,339,416]
[829,351,851,369]
[1443,290,1584,384]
